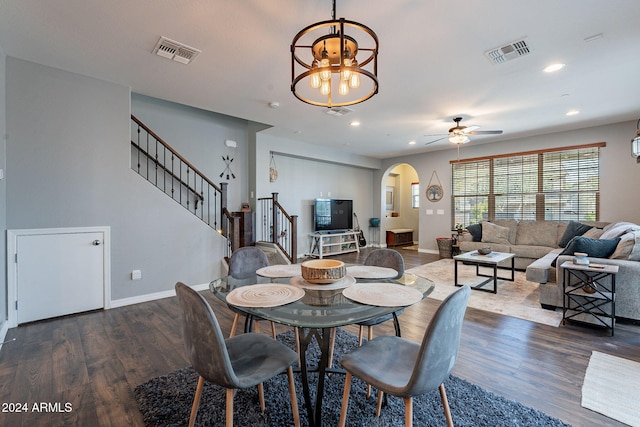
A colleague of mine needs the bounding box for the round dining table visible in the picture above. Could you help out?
[210,265,434,427]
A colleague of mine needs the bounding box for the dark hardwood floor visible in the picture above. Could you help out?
[1,247,638,426]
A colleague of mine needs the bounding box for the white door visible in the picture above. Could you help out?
[16,231,105,324]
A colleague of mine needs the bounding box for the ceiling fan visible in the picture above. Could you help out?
[424,117,503,145]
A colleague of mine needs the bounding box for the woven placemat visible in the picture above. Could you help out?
[226,284,304,307]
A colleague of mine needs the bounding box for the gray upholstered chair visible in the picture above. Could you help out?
[357,248,406,344]
[175,282,300,427]
[226,246,275,338]
[338,285,471,427]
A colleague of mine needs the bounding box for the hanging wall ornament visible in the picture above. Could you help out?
[426,170,444,202]
[219,155,236,180]
[269,153,278,182]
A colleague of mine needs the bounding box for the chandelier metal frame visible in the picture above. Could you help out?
[290,1,379,108]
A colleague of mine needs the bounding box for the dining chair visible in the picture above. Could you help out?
[356,248,405,344]
[226,246,276,338]
[175,282,300,427]
[338,285,471,427]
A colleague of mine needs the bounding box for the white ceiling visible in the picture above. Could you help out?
[1,0,639,159]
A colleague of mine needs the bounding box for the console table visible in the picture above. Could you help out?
[386,228,413,247]
[309,231,360,258]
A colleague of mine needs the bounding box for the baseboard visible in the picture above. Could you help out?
[419,248,439,254]
[0,320,11,355]
[110,282,210,308]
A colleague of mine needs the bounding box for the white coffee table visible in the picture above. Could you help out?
[453,251,515,293]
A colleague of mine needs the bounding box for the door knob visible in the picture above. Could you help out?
[92,240,101,246]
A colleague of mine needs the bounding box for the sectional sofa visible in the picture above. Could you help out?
[458,220,640,321]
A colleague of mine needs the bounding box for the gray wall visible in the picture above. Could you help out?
[255,132,381,256]
[379,121,640,253]
[131,94,251,211]
[0,45,7,332]
[5,58,227,302]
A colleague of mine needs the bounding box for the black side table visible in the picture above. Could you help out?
[561,261,618,336]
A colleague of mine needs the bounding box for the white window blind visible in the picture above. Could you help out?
[452,144,602,227]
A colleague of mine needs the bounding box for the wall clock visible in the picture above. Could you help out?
[426,184,443,202]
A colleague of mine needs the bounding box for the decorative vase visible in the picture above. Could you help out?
[369,218,380,227]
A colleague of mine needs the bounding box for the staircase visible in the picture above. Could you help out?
[130,115,298,262]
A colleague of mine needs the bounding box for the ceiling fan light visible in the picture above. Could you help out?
[449,134,469,144]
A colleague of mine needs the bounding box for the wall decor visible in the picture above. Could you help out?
[219,155,235,180]
[426,170,443,202]
[269,153,278,182]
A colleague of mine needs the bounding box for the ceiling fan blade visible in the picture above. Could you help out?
[467,130,503,135]
[424,136,447,145]
[463,125,480,133]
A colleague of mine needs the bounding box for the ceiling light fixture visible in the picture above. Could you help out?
[544,63,565,73]
[631,119,640,159]
[291,0,379,107]
[566,110,580,116]
[449,133,470,144]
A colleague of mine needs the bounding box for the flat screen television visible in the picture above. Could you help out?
[314,199,353,232]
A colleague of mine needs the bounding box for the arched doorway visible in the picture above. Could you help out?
[377,163,420,249]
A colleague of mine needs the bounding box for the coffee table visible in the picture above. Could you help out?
[453,251,515,293]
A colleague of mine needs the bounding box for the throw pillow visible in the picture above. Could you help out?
[481,221,510,245]
[610,230,640,260]
[466,223,482,242]
[551,236,621,267]
[582,227,604,239]
[600,221,640,239]
[558,221,593,248]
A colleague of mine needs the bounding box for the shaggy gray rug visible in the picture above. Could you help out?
[135,329,571,426]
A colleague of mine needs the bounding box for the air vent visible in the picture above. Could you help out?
[325,107,353,117]
[484,38,531,64]
[153,36,201,65]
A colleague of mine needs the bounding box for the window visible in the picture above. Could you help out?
[451,143,602,227]
[411,182,419,208]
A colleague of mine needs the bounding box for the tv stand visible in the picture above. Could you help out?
[309,231,360,258]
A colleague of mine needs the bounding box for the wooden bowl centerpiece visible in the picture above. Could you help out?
[301,259,346,284]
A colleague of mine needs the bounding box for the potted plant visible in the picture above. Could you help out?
[454,223,465,236]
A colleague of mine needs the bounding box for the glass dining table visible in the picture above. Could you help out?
[210,265,434,427]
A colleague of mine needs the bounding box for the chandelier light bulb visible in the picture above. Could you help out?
[349,71,360,89]
[320,80,331,96]
[310,60,321,88]
[320,47,331,81]
[339,80,350,96]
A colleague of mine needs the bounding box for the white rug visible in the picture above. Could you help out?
[582,351,640,427]
[407,259,563,327]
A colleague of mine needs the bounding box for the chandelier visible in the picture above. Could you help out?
[290,0,379,108]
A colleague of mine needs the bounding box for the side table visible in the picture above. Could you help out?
[561,261,618,336]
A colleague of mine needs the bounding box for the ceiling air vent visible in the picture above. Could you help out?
[325,107,353,117]
[484,38,531,64]
[153,36,201,64]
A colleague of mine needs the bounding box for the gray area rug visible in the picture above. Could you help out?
[135,329,571,426]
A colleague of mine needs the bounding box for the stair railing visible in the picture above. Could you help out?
[258,193,298,263]
[131,115,240,249]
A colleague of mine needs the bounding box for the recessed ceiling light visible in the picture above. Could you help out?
[350,121,361,127]
[544,63,565,73]
[566,110,580,116]
[409,140,416,145]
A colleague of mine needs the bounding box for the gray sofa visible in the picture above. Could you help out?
[459,220,640,321]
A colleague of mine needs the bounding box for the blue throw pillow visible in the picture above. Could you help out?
[558,221,594,248]
[551,236,620,267]
[466,223,482,242]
